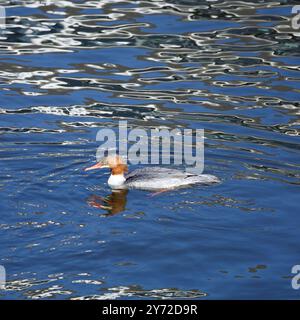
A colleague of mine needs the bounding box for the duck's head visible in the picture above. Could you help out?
[84,155,128,175]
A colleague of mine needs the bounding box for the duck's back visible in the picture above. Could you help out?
[124,167,219,190]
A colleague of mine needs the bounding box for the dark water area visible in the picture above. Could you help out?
[0,0,299,299]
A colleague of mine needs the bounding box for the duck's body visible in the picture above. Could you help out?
[122,167,219,190]
[85,156,220,191]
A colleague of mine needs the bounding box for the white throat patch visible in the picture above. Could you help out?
[108,174,126,188]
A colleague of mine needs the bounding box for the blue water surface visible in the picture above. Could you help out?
[0,0,299,300]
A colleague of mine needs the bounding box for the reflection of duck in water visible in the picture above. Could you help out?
[87,190,128,216]
[85,155,220,192]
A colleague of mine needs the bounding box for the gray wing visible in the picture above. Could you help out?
[125,167,195,183]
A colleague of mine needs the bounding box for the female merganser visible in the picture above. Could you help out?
[85,155,220,191]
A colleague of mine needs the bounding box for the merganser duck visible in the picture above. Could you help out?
[85,155,220,191]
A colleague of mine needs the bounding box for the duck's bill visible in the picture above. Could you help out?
[84,162,104,171]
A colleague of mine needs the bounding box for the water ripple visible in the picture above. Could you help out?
[1,0,299,300]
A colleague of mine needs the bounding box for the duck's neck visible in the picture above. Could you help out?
[108,164,128,188]
[111,164,128,175]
